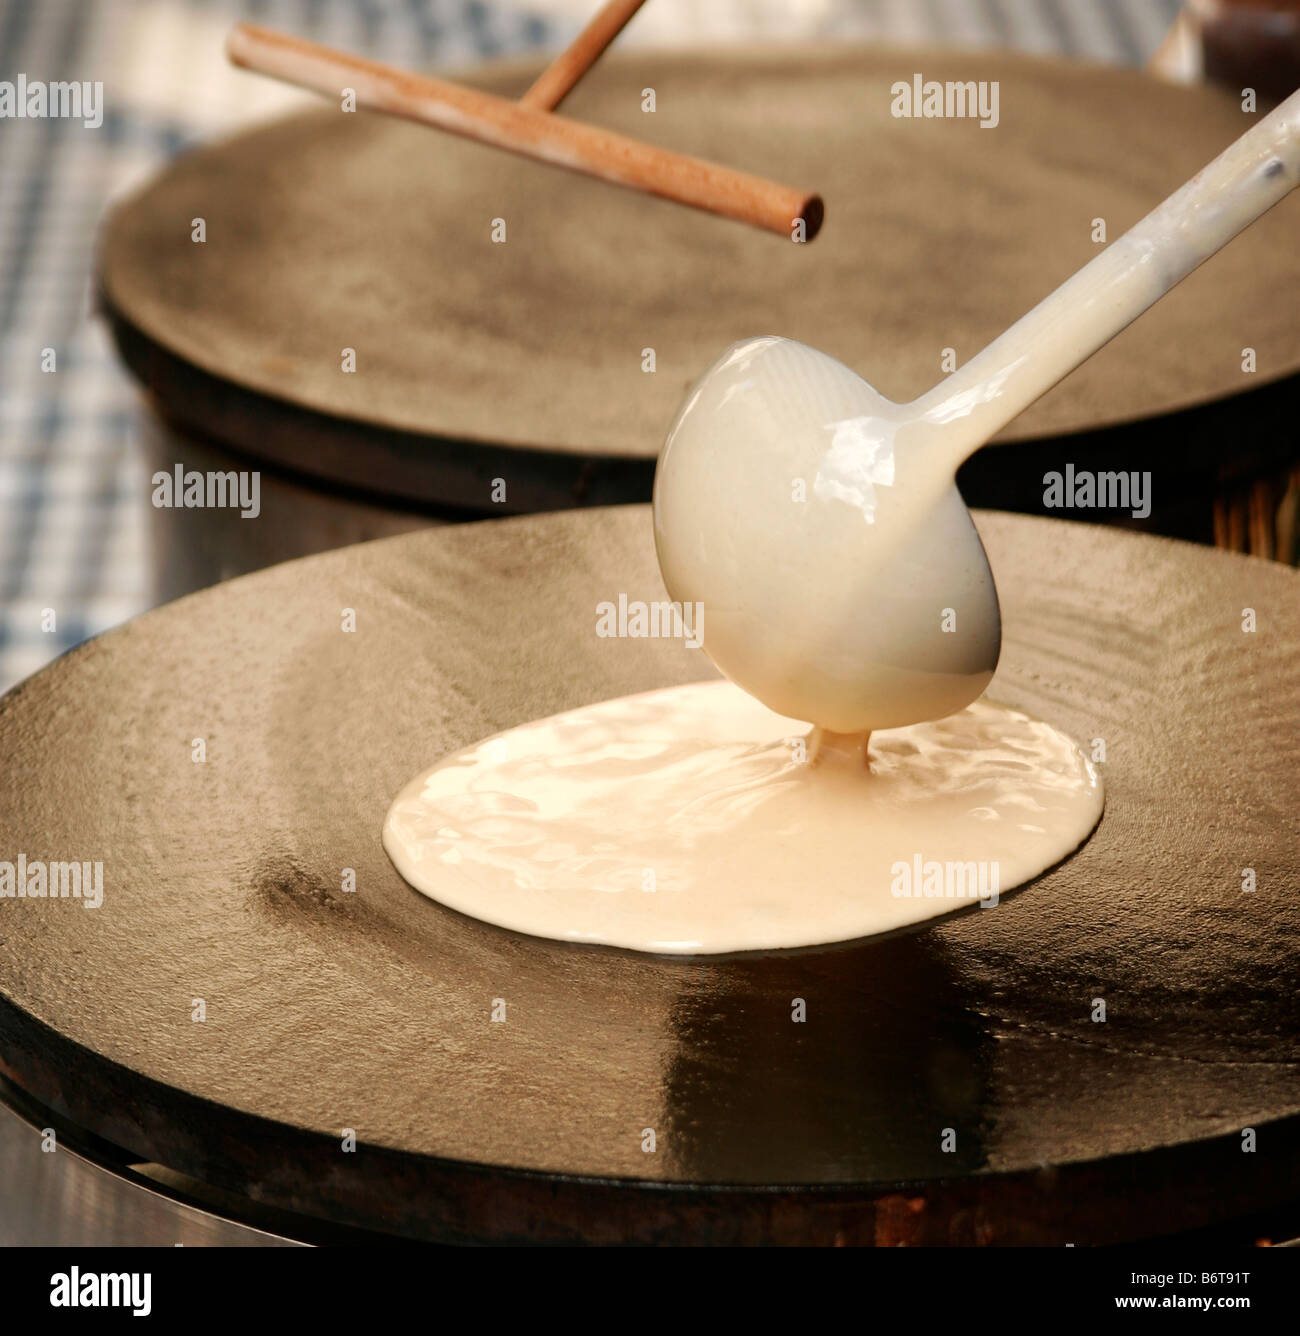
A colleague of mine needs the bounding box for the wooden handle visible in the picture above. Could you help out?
[521,0,647,112]
[226,22,822,240]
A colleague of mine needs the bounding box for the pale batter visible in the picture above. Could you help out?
[384,681,1102,954]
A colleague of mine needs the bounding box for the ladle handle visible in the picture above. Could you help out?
[915,87,1300,464]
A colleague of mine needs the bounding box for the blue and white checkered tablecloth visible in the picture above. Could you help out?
[0,0,1181,693]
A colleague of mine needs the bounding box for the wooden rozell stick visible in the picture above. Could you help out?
[521,0,648,112]
[225,23,823,240]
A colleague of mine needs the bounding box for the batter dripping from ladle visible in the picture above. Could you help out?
[385,90,1300,954]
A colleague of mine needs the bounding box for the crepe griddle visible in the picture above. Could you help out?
[0,509,1297,1244]
[99,48,1300,515]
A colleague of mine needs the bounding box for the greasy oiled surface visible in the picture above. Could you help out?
[101,49,1300,461]
[0,510,1297,1242]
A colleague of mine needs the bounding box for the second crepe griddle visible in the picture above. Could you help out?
[0,510,1296,1243]
[99,48,1300,512]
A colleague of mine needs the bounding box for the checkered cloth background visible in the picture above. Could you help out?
[0,0,1181,693]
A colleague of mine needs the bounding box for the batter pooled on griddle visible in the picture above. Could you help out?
[384,682,1102,954]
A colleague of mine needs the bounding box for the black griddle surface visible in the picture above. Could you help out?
[99,50,1300,515]
[0,509,1297,1244]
